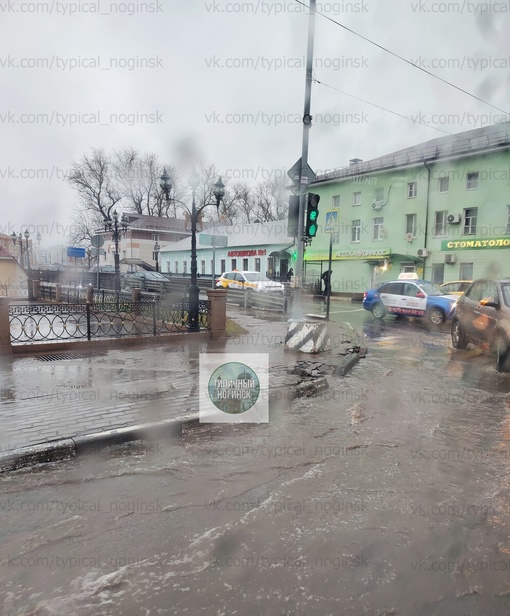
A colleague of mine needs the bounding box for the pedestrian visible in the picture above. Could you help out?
[286,268,294,282]
[321,270,332,296]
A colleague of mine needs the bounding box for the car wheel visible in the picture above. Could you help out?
[427,307,445,325]
[492,332,510,372]
[371,303,386,320]
[451,319,468,349]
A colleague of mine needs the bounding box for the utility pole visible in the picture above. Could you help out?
[291,0,316,322]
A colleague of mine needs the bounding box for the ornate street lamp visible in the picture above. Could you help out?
[11,232,25,268]
[160,167,225,331]
[24,229,31,269]
[153,241,160,272]
[104,210,128,293]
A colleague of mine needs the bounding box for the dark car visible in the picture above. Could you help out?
[451,278,510,372]
[123,271,171,293]
[363,276,457,325]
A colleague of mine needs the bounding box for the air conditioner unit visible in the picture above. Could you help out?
[445,253,457,264]
[405,232,414,243]
[417,248,430,258]
[447,213,461,224]
[372,201,383,210]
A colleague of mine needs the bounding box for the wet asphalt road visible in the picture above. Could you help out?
[1,305,510,615]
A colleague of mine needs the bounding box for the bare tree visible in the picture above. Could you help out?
[68,149,123,222]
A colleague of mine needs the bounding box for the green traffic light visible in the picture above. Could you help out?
[309,224,317,236]
[310,211,317,221]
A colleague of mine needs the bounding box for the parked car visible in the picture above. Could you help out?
[451,278,510,371]
[215,271,284,293]
[439,280,472,296]
[363,274,458,325]
[123,271,171,292]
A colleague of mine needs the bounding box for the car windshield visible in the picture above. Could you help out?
[243,273,270,282]
[418,282,443,296]
[501,283,510,307]
[143,272,166,280]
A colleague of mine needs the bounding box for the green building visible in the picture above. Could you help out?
[307,123,510,296]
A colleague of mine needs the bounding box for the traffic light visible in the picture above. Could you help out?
[287,195,300,237]
[305,193,320,238]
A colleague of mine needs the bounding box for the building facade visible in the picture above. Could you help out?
[159,220,294,280]
[308,123,510,294]
[97,214,192,272]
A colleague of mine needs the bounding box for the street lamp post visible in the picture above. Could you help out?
[104,211,128,294]
[11,232,25,268]
[153,241,160,272]
[24,230,31,269]
[160,167,224,332]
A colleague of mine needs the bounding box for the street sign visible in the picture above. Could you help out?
[199,234,228,247]
[287,158,316,187]
[91,234,104,248]
[324,210,338,234]
[67,247,86,258]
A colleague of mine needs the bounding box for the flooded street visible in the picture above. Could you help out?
[1,310,510,615]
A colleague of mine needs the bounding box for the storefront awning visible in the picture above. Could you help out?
[119,258,156,271]
[269,250,291,258]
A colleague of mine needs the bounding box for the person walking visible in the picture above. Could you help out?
[321,270,332,296]
[286,268,294,282]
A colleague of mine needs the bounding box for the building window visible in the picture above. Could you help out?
[507,205,510,234]
[331,229,340,244]
[434,211,447,236]
[332,195,340,209]
[460,263,473,280]
[231,259,237,270]
[174,261,179,273]
[166,261,170,273]
[375,188,384,202]
[351,219,361,243]
[466,172,479,190]
[463,207,477,235]
[439,177,449,193]
[221,259,226,273]
[201,260,206,275]
[183,261,187,274]
[373,217,384,241]
[432,263,445,284]
[255,258,261,272]
[407,182,417,198]
[152,233,159,241]
[353,191,361,206]
[406,213,417,236]
[210,260,214,274]
[243,258,249,270]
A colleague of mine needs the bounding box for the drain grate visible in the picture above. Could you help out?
[35,351,106,362]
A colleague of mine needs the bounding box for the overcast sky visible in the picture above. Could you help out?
[1,0,509,248]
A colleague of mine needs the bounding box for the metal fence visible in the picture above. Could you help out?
[9,298,210,344]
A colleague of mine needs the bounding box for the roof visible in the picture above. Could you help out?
[0,245,15,259]
[160,220,292,253]
[124,214,191,233]
[313,122,510,184]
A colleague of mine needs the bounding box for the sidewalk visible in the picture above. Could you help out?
[0,307,300,466]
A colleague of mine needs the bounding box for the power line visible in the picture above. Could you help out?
[313,76,457,136]
[295,0,509,116]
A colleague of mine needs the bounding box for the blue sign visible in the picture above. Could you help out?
[67,247,86,258]
[324,210,338,233]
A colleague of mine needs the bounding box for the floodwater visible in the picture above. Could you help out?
[1,310,510,615]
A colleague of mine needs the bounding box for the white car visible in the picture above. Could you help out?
[215,271,284,293]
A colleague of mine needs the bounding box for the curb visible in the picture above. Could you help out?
[0,413,200,474]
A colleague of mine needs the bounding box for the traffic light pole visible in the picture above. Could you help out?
[290,0,316,322]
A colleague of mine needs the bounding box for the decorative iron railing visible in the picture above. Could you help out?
[9,299,210,344]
